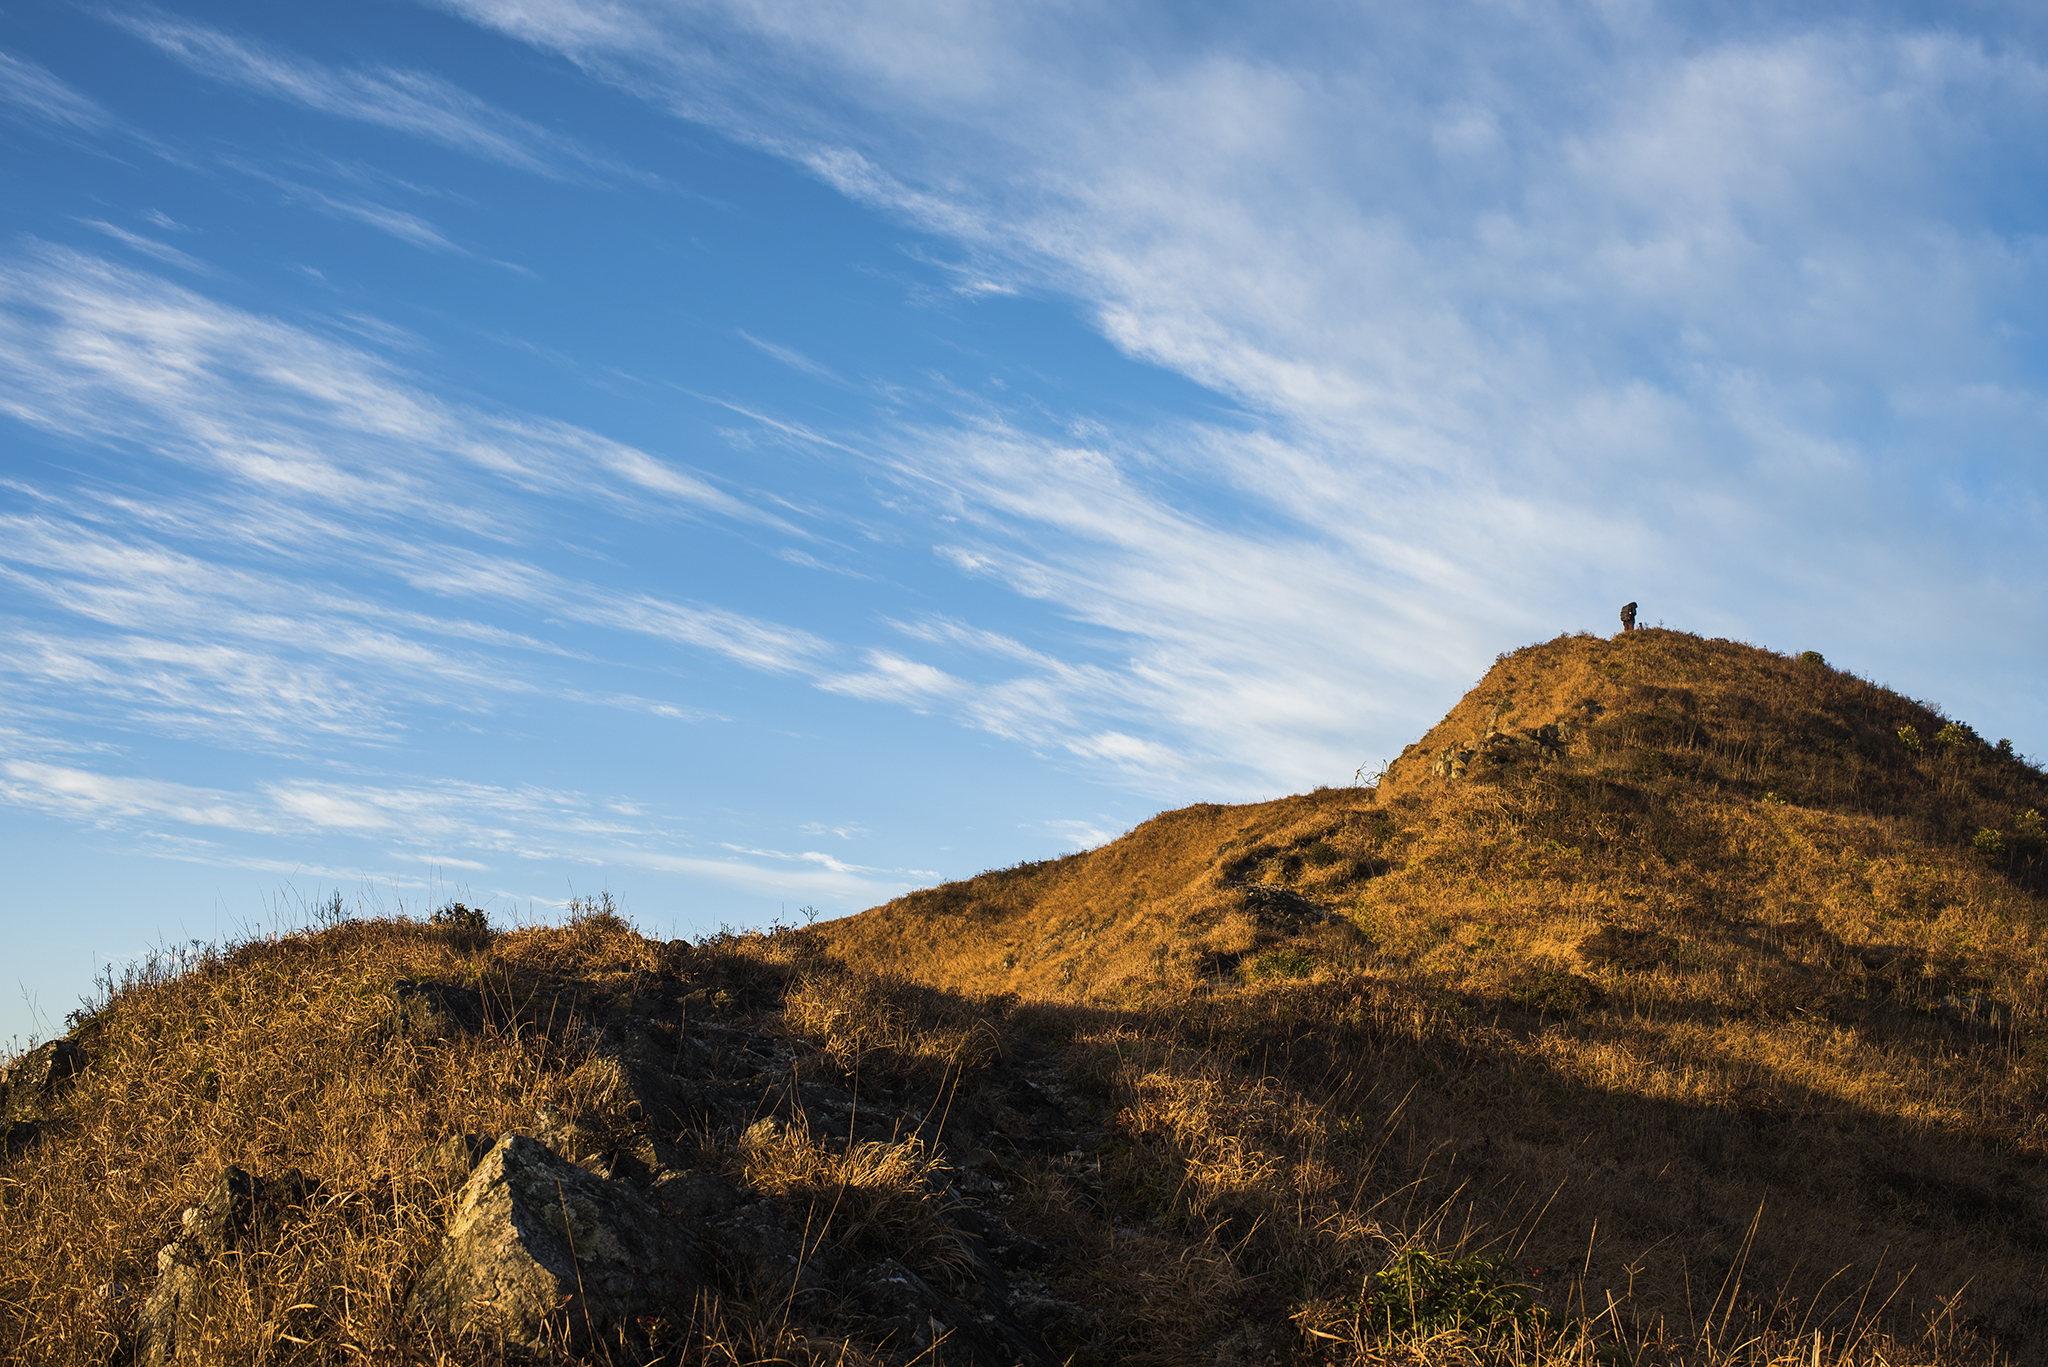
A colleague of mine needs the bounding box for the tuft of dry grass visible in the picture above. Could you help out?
[782,974,1002,1090]
[1,917,562,1363]
[733,1116,969,1285]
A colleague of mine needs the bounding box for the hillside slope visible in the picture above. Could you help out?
[819,628,2048,1357]
[828,630,2046,1002]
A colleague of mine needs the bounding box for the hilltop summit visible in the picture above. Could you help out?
[824,629,2047,1003]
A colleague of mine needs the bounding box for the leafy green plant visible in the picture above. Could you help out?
[429,901,492,948]
[1936,722,1970,755]
[1798,650,1826,666]
[2012,808,2046,855]
[1247,947,1316,980]
[1897,724,1923,754]
[1364,1248,1551,1339]
[1974,812,2043,868]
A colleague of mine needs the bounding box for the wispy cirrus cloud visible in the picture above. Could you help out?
[262,179,461,252]
[440,0,2048,775]
[0,497,821,754]
[0,758,918,902]
[76,219,216,275]
[0,49,110,131]
[739,330,844,383]
[0,247,774,529]
[107,10,627,180]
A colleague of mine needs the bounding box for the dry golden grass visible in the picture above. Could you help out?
[733,1117,968,1285]
[812,630,2048,1364]
[0,906,882,1366]
[782,973,1003,1089]
[1,918,554,1364]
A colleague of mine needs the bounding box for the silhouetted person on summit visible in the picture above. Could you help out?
[1620,601,1638,633]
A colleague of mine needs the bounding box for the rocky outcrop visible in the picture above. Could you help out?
[397,955,1101,1364]
[1227,880,1339,931]
[136,1166,318,1366]
[1,1038,88,1159]
[410,1134,697,1356]
[1429,722,1567,780]
[0,1039,86,1118]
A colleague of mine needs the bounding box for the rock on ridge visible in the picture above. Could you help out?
[136,1165,317,1366]
[1,1038,88,1154]
[410,1133,697,1355]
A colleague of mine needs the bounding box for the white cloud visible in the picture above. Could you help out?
[0,50,110,131]
[565,588,830,674]
[1037,817,1121,851]
[0,248,772,529]
[609,850,907,902]
[0,761,274,831]
[76,220,214,274]
[439,0,2048,783]
[0,753,917,902]
[270,182,460,252]
[108,12,619,178]
[739,330,843,382]
[0,497,805,755]
[0,627,397,748]
[387,852,493,870]
[1063,730,1183,773]
[816,649,964,705]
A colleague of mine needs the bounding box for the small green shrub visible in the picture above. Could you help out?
[1247,948,1316,980]
[1366,1248,1550,1339]
[429,901,492,948]
[1935,722,1970,754]
[1798,650,1826,666]
[313,890,353,930]
[1896,724,1923,754]
[1974,812,2043,868]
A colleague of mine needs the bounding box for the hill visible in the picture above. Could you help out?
[818,629,2048,1356]
[824,629,2046,1003]
[4,628,2046,1366]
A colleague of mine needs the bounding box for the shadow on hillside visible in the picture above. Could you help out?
[704,930,2048,1363]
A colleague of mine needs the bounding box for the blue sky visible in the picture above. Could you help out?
[3,0,2044,1048]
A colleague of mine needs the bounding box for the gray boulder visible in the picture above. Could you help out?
[410,1134,697,1355]
[0,1038,87,1120]
[136,1166,317,1366]
[137,1241,205,1367]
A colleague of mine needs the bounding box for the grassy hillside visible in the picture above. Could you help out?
[818,628,2048,1359]
[826,629,2047,1005]
[6,628,2046,1365]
